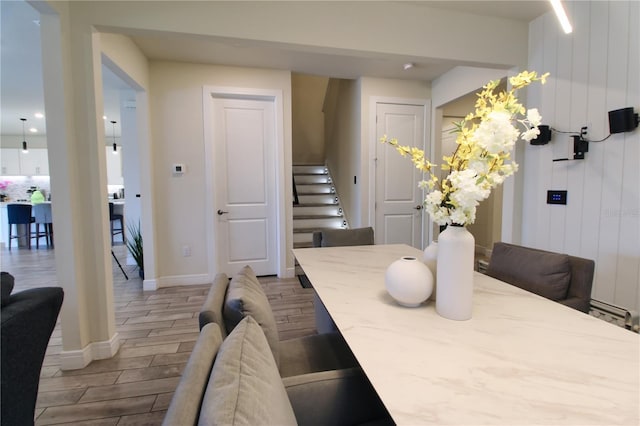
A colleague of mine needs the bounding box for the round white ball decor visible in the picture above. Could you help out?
[385,256,434,307]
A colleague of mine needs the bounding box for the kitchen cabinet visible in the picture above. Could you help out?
[106,146,123,185]
[0,148,49,176]
[1,148,20,175]
[19,149,49,176]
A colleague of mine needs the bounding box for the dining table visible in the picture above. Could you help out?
[293,244,640,426]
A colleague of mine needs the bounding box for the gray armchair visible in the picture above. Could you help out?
[486,242,595,313]
[1,272,64,426]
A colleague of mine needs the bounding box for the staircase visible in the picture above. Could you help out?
[293,165,347,249]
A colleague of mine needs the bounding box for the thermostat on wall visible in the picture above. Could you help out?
[172,163,186,175]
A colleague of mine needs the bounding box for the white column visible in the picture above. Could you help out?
[39,4,119,370]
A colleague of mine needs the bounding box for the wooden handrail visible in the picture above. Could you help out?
[292,173,299,206]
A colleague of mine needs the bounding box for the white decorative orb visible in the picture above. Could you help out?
[385,256,434,307]
[422,241,438,300]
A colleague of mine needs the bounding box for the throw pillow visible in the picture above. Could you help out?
[487,243,571,301]
[199,316,297,426]
[1,272,15,307]
[223,265,280,366]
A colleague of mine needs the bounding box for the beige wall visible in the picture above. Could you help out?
[324,77,431,229]
[100,33,149,90]
[324,79,360,227]
[292,73,328,165]
[359,77,431,228]
[149,61,293,279]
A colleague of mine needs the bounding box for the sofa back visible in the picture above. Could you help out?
[162,322,222,426]
[198,272,229,334]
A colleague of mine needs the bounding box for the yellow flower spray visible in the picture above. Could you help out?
[381,70,548,225]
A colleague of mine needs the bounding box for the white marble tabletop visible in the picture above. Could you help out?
[293,244,640,426]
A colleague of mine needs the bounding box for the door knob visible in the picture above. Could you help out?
[217,209,229,215]
[414,205,422,210]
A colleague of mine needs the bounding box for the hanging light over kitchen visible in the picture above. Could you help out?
[111,120,118,154]
[20,118,29,153]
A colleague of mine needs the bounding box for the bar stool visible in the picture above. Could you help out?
[7,204,34,250]
[109,202,124,245]
[33,203,54,249]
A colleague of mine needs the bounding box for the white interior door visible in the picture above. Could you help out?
[212,97,277,276]
[375,103,426,248]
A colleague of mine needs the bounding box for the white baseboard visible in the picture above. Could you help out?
[143,278,159,291]
[59,332,121,370]
[283,267,296,279]
[150,273,212,290]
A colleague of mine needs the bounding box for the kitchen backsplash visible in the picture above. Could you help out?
[0,176,51,202]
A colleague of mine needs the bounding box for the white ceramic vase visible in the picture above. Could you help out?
[435,225,475,320]
[422,241,438,300]
[385,256,433,307]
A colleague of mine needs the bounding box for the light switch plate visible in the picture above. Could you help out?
[547,190,567,205]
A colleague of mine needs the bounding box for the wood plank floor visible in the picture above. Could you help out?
[1,244,317,425]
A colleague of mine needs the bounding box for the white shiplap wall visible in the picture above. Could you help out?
[524,1,639,312]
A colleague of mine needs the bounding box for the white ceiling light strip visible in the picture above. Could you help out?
[549,0,573,34]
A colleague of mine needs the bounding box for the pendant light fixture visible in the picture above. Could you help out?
[20,118,29,153]
[111,120,118,154]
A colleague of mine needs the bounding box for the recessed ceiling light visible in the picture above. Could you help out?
[403,63,414,71]
[103,115,107,120]
[35,112,44,119]
[29,128,38,133]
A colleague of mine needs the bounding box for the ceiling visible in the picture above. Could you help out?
[0,0,551,138]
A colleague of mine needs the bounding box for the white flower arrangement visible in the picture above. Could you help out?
[382,70,548,226]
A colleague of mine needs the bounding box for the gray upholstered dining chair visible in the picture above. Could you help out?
[311,227,375,333]
[486,242,595,313]
[312,226,374,248]
[33,203,53,249]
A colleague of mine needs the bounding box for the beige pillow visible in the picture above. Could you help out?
[223,265,280,366]
[198,316,297,426]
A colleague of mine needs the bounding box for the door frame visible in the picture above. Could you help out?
[368,96,431,248]
[202,86,286,279]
